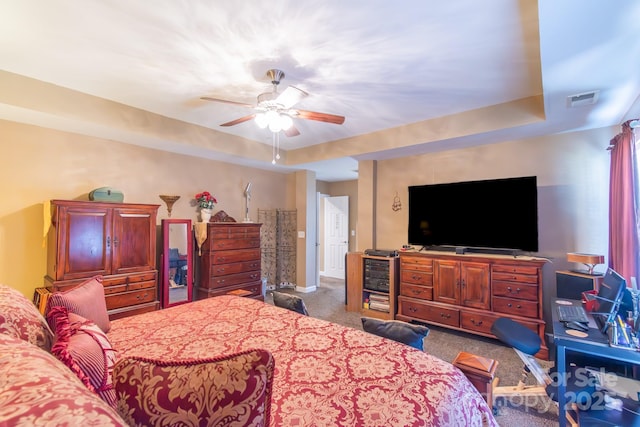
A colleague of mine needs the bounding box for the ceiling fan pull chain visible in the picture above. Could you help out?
[272,132,277,164]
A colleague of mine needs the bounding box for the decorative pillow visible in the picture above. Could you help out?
[0,283,53,351]
[272,291,309,315]
[46,275,111,333]
[0,334,125,426]
[113,349,275,427]
[361,317,430,351]
[47,306,117,408]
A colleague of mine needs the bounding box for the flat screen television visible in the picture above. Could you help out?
[408,176,539,253]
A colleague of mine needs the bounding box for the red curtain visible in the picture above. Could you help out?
[608,120,640,284]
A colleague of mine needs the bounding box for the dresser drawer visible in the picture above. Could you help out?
[208,238,260,250]
[460,311,499,335]
[104,271,157,286]
[200,271,261,289]
[105,287,157,310]
[492,296,538,318]
[400,256,433,272]
[492,271,538,284]
[203,224,261,251]
[203,260,261,278]
[103,278,156,295]
[208,248,261,264]
[398,298,459,327]
[400,283,433,300]
[492,281,537,300]
[400,269,433,286]
[491,264,539,285]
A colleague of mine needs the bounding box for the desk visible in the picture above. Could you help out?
[552,299,640,426]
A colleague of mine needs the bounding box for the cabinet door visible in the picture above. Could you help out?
[57,205,112,280]
[111,207,157,275]
[460,262,490,309]
[434,260,460,305]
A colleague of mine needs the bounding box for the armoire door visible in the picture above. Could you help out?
[111,207,157,275]
[58,205,112,280]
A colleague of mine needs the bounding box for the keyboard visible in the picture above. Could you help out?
[557,305,590,323]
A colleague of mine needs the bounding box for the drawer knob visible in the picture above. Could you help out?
[411,289,421,295]
[440,313,451,319]
[409,307,418,313]
[471,319,483,326]
[136,293,148,300]
[411,274,421,280]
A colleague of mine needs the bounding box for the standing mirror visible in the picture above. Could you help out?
[161,219,193,308]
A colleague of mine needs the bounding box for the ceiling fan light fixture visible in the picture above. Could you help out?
[280,114,293,130]
[255,112,268,128]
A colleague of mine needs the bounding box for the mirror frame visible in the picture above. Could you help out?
[161,219,193,308]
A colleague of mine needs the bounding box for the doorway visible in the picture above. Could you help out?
[323,195,349,279]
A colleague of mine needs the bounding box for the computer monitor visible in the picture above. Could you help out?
[592,267,627,333]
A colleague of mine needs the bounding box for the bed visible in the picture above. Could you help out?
[109,295,498,426]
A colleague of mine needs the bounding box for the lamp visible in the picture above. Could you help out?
[567,252,605,275]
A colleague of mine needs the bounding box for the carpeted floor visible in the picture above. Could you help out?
[265,276,560,427]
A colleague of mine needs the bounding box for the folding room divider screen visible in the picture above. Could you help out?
[258,209,297,289]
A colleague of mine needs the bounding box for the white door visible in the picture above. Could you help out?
[324,196,349,279]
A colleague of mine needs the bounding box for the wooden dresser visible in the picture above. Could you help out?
[396,251,549,359]
[196,223,263,300]
[44,200,160,320]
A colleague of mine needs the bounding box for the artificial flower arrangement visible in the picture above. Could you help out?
[194,191,217,210]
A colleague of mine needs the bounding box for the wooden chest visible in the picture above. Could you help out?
[197,223,263,300]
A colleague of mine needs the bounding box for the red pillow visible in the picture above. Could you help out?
[0,284,53,351]
[46,276,110,333]
[113,349,275,426]
[47,306,117,408]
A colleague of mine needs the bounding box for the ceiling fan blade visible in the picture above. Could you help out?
[284,125,301,137]
[220,114,256,127]
[295,109,345,125]
[201,96,254,108]
[276,86,308,109]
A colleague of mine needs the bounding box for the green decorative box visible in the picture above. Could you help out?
[89,187,124,203]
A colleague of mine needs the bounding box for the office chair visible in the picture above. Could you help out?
[491,317,595,425]
[271,291,309,316]
[361,317,429,351]
[490,318,552,407]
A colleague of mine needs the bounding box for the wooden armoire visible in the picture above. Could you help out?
[44,200,160,320]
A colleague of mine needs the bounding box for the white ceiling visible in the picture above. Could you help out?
[1,0,639,181]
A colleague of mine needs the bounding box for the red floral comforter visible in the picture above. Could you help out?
[109,295,497,427]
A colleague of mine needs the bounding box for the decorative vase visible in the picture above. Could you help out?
[200,208,213,223]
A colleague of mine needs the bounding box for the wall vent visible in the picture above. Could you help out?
[567,91,599,108]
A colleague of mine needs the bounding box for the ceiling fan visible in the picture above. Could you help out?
[201,69,345,137]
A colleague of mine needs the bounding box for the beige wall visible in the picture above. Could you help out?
[0,120,293,297]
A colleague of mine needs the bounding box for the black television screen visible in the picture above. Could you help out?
[408,176,539,252]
